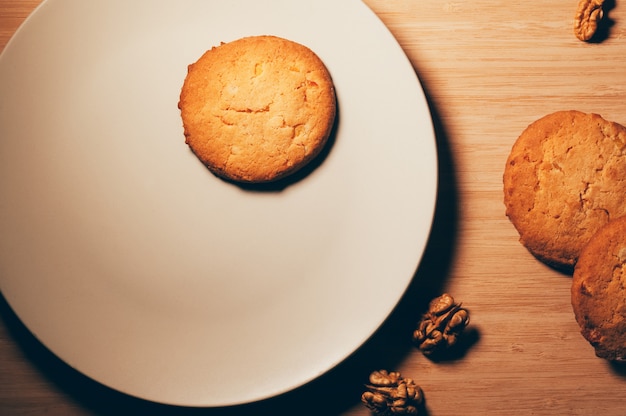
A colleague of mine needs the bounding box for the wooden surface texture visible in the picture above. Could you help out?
[2,0,626,414]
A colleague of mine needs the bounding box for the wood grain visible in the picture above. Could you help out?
[2,1,626,415]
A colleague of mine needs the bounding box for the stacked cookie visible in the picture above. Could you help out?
[571,216,626,361]
[503,110,626,360]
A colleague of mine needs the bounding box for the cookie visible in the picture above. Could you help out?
[571,215,626,361]
[503,110,626,272]
[178,35,336,183]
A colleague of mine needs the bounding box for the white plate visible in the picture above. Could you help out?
[0,0,437,407]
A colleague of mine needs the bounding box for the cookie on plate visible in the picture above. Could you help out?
[503,110,626,272]
[571,215,626,361]
[178,35,336,183]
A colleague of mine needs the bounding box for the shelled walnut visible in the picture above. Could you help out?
[574,0,605,41]
[412,293,469,357]
[361,370,424,415]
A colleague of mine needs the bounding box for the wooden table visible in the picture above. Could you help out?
[2,1,626,414]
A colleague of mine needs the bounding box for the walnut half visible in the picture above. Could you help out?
[412,293,470,357]
[361,370,424,416]
[574,0,605,41]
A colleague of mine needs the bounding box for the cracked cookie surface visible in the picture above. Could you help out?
[503,110,626,272]
[178,35,336,183]
[572,215,626,361]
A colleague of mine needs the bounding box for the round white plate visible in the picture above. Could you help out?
[0,0,437,407]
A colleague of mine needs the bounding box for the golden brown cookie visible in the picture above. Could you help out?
[178,35,336,183]
[503,110,626,272]
[571,215,626,361]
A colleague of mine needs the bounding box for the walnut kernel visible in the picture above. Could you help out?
[361,370,424,416]
[412,293,470,357]
[574,0,605,41]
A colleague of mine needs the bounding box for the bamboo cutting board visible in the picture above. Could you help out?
[1,1,626,415]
